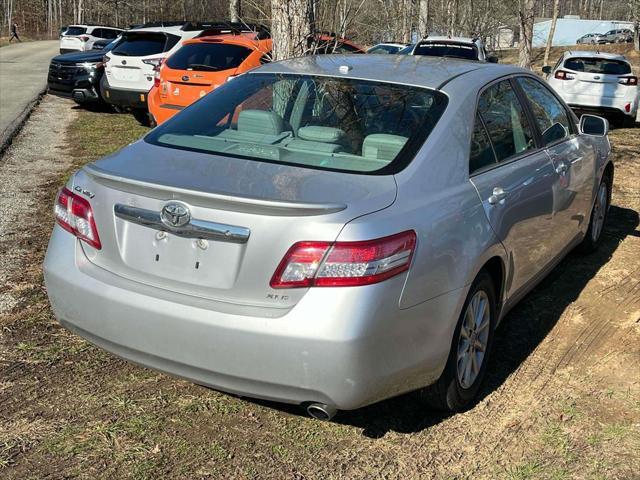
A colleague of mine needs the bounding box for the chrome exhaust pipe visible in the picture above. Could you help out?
[305,402,337,421]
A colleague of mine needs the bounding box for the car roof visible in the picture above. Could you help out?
[68,24,121,29]
[563,50,628,61]
[372,43,407,48]
[419,36,479,44]
[252,54,521,90]
[127,25,189,34]
[186,32,270,47]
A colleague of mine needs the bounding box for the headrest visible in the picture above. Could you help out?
[238,109,284,135]
[363,134,408,161]
[298,126,346,144]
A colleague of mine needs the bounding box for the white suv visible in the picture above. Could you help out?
[407,36,498,63]
[59,25,123,54]
[545,51,638,127]
[101,22,216,120]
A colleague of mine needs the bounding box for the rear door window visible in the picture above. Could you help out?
[166,43,252,71]
[564,57,631,75]
[65,26,87,36]
[112,33,179,57]
[413,42,478,60]
[477,80,535,162]
[516,77,572,145]
[469,114,497,174]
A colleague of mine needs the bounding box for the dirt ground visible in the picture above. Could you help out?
[1,69,639,478]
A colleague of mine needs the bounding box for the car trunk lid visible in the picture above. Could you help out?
[72,141,397,309]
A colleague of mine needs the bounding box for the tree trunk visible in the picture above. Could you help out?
[518,0,535,69]
[634,20,639,51]
[418,0,429,37]
[270,0,315,61]
[230,0,240,23]
[543,0,560,67]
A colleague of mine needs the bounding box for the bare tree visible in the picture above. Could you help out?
[418,0,429,37]
[230,0,240,22]
[270,0,315,61]
[518,0,535,69]
[543,0,560,67]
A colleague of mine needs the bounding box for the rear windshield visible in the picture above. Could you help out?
[166,43,252,71]
[413,42,478,60]
[112,33,180,57]
[368,45,403,54]
[145,73,448,174]
[65,26,87,36]
[564,57,631,75]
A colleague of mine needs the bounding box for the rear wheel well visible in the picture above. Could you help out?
[603,161,614,205]
[480,257,505,314]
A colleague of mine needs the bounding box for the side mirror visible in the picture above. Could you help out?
[541,65,552,74]
[579,114,609,136]
[487,55,499,63]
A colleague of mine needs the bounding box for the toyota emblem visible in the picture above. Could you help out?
[121,59,127,65]
[182,75,190,81]
[160,202,191,228]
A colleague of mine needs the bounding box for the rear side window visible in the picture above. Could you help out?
[101,29,119,39]
[564,57,631,74]
[477,80,535,162]
[65,26,87,36]
[166,43,252,71]
[413,42,478,60]
[517,77,571,145]
[112,33,178,57]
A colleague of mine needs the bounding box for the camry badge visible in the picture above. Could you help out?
[160,202,191,228]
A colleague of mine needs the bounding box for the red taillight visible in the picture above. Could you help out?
[554,70,575,80]
[618,76,638,86]
[54,187,101,249]
[270,231,416,288]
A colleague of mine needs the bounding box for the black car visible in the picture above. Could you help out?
[47,39,117,106]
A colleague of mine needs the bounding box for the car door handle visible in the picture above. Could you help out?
[555,163,569,175]
[488,187,508,205]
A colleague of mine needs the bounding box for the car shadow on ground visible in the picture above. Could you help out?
[246,205,639,438]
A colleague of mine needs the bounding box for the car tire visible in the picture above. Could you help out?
[421,272,497,412]
[622,115,636,128]
[132,108,152,127]
[578,173,611,253]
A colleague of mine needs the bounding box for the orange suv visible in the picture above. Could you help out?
[149,29,272,125]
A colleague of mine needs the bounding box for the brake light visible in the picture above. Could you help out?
[143,57,164,70]
[54,187,101,250]
[618,76,638,86]
[270,231,416,288]
[80,35,90,42]
[154,67,162,88]
[555,70,575,80]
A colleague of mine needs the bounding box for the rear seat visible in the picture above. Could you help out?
[362,134,408,162]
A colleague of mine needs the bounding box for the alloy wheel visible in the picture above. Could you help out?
[591,182,608,243]
[456,290,491,389]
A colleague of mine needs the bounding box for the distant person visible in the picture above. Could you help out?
[9,23,21,43]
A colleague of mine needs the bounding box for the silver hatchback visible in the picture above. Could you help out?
[44,55,613,419]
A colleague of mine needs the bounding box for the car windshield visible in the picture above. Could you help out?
[368,45,402,54]
[166,42,253,71]
[65,26,87,36]
[413,42,478,60]
[112,32,178,57]
[564,57,631,75]
[145,73,448,174]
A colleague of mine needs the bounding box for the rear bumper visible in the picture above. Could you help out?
[101,77,148,109]
[562,92,638,118]
[43,226,462,410]
[147,88,183,125]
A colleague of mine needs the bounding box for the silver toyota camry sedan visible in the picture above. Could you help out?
[44,54,613,420]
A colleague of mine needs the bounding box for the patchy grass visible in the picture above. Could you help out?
[1,90,639,478]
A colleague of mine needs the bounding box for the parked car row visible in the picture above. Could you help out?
[576,28,634,45]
